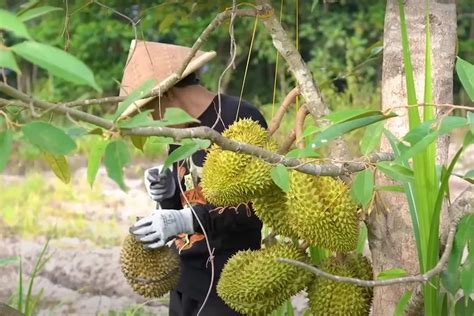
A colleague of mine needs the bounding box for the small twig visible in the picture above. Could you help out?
[268,87,300,135]
[295,105,309,149]
[278,129,296,154]
[278,209,473,287]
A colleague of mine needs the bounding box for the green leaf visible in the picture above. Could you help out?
[271,164,290,193]
[41,151,71,184]
[130,135,148,152]
[286,147,320,158]
[441,214,474,295]
[356,222,368,254]
[104,140,130,190]
[376,161,414,183]
[467,112,474,135]
[323,109,381,124]
[437,116,468,135]
[0,256,18,266]
[66,126,88,138]
[117,110,158,128]
[0,9,32,39]
[87,138,107,188]
[22,121,76,155]
[377,268,407,280]
[460,252,474,296]
[312,113,396,148]
[162,107,199,126]
[163,143,201,171]
[11,41,100,91]
[0,129,13,172]
[398,132,438,161]
[301,125,321,139]
[455,298,474,316]
[456,57,474,101]
[394,291,412,316]
[113,79,156,120]
[350,169,374,207]
[0,49,21,74]
[360,121,384,155]
[375,185,404,193]
[17,6,63,22]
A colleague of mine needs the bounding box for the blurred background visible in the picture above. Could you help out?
[0,0,473,315]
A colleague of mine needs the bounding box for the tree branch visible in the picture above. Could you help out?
[295,105,309,149]
[278,129,296,154]
[0,82,394,177]
[268,87,299,135]
[278,191,474,287]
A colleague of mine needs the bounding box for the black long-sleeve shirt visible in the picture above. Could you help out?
[160,94,266,301]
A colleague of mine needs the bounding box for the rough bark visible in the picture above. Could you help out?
[368,1,456,315]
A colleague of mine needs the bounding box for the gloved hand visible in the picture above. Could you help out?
[129,208,194,249]
[144,166,176,203]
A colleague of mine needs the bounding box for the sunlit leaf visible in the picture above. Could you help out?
[394,291,412,316]
[104,140,130,190]
[41,151,71,184]
[0,129,13,172]
[377,268,407,280]
[323,109,381,124]
[286,147,320,158]
[17,6,63,22]
[271,164,290,193]
[162,107,199,126]
[87,138,107,188]
[350,169,374,207]
[360,121,384,155]
[0,49,21,74]
[163,142,200,170]
[113,79,156,120]
[11,41,100,91]
[456,57,474,101]
[0,9,32,39]
[376,161,414,183]
[22,121,76,155]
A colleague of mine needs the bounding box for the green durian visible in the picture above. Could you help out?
[308,254,373,316]
[217,244,313,315]
[201,119,277,206]
[287,170,359,251]
[120,234,179,298]
[252,183,298,238]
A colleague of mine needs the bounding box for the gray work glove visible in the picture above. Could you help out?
[129,208,194,249]
[144,166,176,203]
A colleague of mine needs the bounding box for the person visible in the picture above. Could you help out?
[120,40,267,315]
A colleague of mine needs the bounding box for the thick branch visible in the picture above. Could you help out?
[268,87,299,135]
[279,191,474,287]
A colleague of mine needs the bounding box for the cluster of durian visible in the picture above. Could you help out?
[201,119,373,315]
[120,234,179,298]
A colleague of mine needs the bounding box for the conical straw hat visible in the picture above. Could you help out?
[119,40,216,118]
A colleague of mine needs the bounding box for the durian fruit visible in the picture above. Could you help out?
[308,254,373,316]
[252,183,298,238]
[217,244,313,315]
[120,234,179,298]
[201,119,278,206]
[287,170,359,251]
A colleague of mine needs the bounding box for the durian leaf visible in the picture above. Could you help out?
[117,110,158,128]
[350,169,374,208]
[286,147,320,158]
[375,185,404,192]
[460,249,474,296]
[41,151,71,184]
[0,9,32,39]
[0,129,13,172]
[376,161,414,183]
[394,290,412,316]
[441,214,474,295]
[0,49,21,74]
[455,297,474,315]
[467,112,474,135]
[113,79,156,121]
[104,140,130,191]
[87,137,107,188]
[311,113,396,148]
[130,135,148,152]
[359,121,384,155]
[323,109,381,124]
[356,223,368,254]
[456,57,474,101]
[377,268,407,280]
[163,143,201,171]
[22,121,76,156]
[270,164,290,193]
[162,107,199,126]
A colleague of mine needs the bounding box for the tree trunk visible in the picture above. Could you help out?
[368,1,456,315]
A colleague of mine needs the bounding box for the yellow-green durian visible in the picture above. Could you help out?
[217,244,313,315]
[252,183,298,238]
[120,234,179,298]
[308,254,373,316]
[201,119,277,206]
[287,170,359,251]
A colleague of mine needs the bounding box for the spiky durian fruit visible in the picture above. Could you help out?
[201,119,278,206]
[120,234,179,298]
[287,170,359,251]
[217,244,313,315]
[308,254,373,316]
[252,183,298,238]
